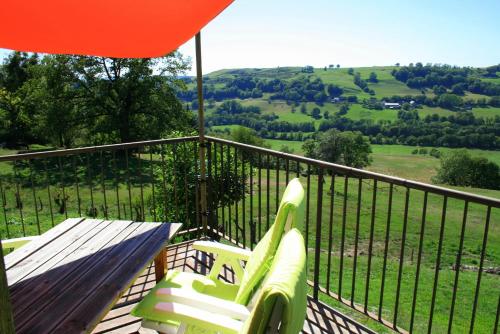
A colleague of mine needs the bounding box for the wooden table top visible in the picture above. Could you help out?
[5,218,182,334]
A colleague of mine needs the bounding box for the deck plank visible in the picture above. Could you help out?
[10,220,136,313]
[7,219,107,285]
[4,217,85,270]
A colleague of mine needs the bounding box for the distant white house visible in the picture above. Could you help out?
[383,102,401,109]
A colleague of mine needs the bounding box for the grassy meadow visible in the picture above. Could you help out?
[0,143,498,334]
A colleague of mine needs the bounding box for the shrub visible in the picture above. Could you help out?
[418,148,428,155]
[433,149,500,189]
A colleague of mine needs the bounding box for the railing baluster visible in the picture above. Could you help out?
[364,179,377,312]
[14,161,25,236]
[428,196,448,333]
[351,178,363,306]
[172,144,179,223]
[275,157,279,213]
[112,151,120,219]
[313,168,324,301]
[160,145,168,222]
[469,206,492,334]
[326,173,335,292]
[124,149,133,220]
[394,187,410,328]
[184,143,190,226]
[258,152,262,242]
[379,183,393,320]
[44,160,55,227]
[137,150,145,221]
[447,201,468,334]
[285,159,289,185]
[209,142,216,233]
[99,152,108,220]
[249,153,254,249]
[149,149,157,222]
[0,178,9,238]
[219,143,225,238]
[73,155,82,217]
[305,164,311,252]
[234,146,239,244]
[192,142,200,237]
[338,175,349,298]
[227,145,232,240]
[266,154,270,231]
[28,160,41,235]
[58,157,68,220]
[242,149,246,248]
[410,191,429,333]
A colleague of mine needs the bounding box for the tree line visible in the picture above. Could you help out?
[319,112,500,149]
[392,62,500,96]
[0,51,194,148]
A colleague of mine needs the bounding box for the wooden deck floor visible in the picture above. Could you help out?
[92,240,376,334]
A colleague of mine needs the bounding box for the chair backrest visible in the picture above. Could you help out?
[240,228,308,334]
[234,178,304,305]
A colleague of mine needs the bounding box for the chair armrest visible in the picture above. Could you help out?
[2,236,38,250]
[192,241,252,261]
[155,288,250,320]
[153,302,243,334]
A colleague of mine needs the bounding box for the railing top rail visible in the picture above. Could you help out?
[206,136,500,208]
[0,136,199,162]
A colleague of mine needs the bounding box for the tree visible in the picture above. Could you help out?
[0,88,32,146]
[152,132,247,238]
[368,72,378,83]
[337,64,340,68]
[327,84,343,97]
[22,55,80,147]
[437,93,463,110]
[231,126,265,147]
[302,129,372,168]
[433,150,500,189]
[311,107,321,119]
[451,83,465,95]
[300,103,307,114]
[347,68,354,75]
[0,52,39,92]
[67,54,193,144]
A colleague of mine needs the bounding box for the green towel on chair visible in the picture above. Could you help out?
[242,228,307,334]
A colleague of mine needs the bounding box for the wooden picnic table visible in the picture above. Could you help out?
[4,218,182,334]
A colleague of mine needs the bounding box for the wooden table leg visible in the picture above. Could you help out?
[154,247,167,283]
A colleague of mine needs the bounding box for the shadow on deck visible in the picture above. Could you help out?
[93,240,377,334]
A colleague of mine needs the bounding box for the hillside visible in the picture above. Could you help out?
[182,66,500,131]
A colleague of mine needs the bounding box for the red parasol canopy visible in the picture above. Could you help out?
[0,0,233,58]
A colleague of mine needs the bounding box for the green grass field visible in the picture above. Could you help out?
[266,139,500,198]
[0,143,498,333]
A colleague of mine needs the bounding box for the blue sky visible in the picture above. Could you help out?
[2,0,499,75]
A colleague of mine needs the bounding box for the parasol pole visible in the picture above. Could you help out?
[195,32,208,235]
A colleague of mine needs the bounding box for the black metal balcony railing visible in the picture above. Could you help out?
[0,136,498,334]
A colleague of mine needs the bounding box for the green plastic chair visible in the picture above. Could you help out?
[1,236,38,251]
[132,178,305,332]
[135,228,308,334]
